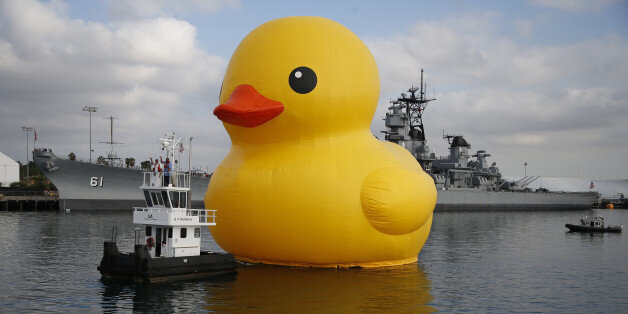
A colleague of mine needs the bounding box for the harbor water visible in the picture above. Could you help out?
[0,209,626,312]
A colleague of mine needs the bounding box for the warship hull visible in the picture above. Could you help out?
[435,189,597,211]
[33,150,210,211]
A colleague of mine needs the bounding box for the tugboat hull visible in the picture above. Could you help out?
[565,224,623,233]
[97,242,237,282]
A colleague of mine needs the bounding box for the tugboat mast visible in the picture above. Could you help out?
[158,132,181,165]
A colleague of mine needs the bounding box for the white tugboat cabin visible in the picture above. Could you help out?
[134,170,215,258]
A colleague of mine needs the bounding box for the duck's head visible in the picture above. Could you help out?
[214,17,379,144]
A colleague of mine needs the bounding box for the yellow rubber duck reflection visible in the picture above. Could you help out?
[206,16,437,267]
[204,264,434,312]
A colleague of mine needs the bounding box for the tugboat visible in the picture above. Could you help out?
[97,133,237,282]
[565,215,623,233]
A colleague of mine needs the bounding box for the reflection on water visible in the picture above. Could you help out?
[0,210,626,312]
[97,264,433,312]
[99,273,237,312]
[204,264,433,312]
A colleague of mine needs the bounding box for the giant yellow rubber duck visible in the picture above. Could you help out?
[206,16,436,267]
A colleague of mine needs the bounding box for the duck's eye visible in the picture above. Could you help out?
[289,67,317,94]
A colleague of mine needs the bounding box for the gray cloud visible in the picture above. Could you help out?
[0,0,229,170]
[367,13,628,179]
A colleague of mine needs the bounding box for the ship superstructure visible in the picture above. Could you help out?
[383,70,597,210]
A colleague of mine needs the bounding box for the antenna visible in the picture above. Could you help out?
[100,116,123,145]
[99,116,123,165]
[159,132,181,163]
[420,69,423,98]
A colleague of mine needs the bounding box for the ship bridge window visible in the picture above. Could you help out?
[161,191,171,208]
[146,226,152,236]
[150,192,158,206]
[180,227,187,238]
[194,227,200,238]
[180,192,187,209]
[170,191,180,208]
[154,192,164,206]
[144,191,153,207]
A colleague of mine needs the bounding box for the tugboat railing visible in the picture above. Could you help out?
[142,172,191,188]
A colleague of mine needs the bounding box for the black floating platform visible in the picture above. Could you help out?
[97,241,237,282]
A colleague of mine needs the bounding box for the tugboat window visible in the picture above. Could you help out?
[181,227,187,238]
[161,191,170,208]
[146,226,152,236]
[170,191,179,208]
[180,192,187,209]
[150,192,158,206]
[155,192,164,206]
[194,227,200,238]
[144,190,153,207]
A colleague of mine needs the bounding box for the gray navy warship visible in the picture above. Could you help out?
[382,70,597,210]
[33,133,210,211]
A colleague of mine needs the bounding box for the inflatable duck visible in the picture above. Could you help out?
[206,16,436,267]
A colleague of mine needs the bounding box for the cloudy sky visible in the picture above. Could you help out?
[1,0,627,179]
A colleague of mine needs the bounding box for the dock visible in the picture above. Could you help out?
[0,189,58,211]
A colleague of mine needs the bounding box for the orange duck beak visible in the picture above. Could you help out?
[213,85,284,128]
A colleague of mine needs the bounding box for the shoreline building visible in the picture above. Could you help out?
[0,152,19,186]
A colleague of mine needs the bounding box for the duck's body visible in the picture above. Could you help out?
[206,16,436,267]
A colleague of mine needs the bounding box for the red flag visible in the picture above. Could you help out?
[178,142,184,153]
[34,129,37,141]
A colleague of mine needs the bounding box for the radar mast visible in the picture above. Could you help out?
[396,69,436,141]
[99,116,123,166]
[382,69,437,171]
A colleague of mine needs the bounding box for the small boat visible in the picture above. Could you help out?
[97,134,237,282]
[565,215,623,233]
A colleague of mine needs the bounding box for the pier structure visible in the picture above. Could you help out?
[0,190,58,211]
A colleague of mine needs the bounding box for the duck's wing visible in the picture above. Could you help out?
[360,167,436,235]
